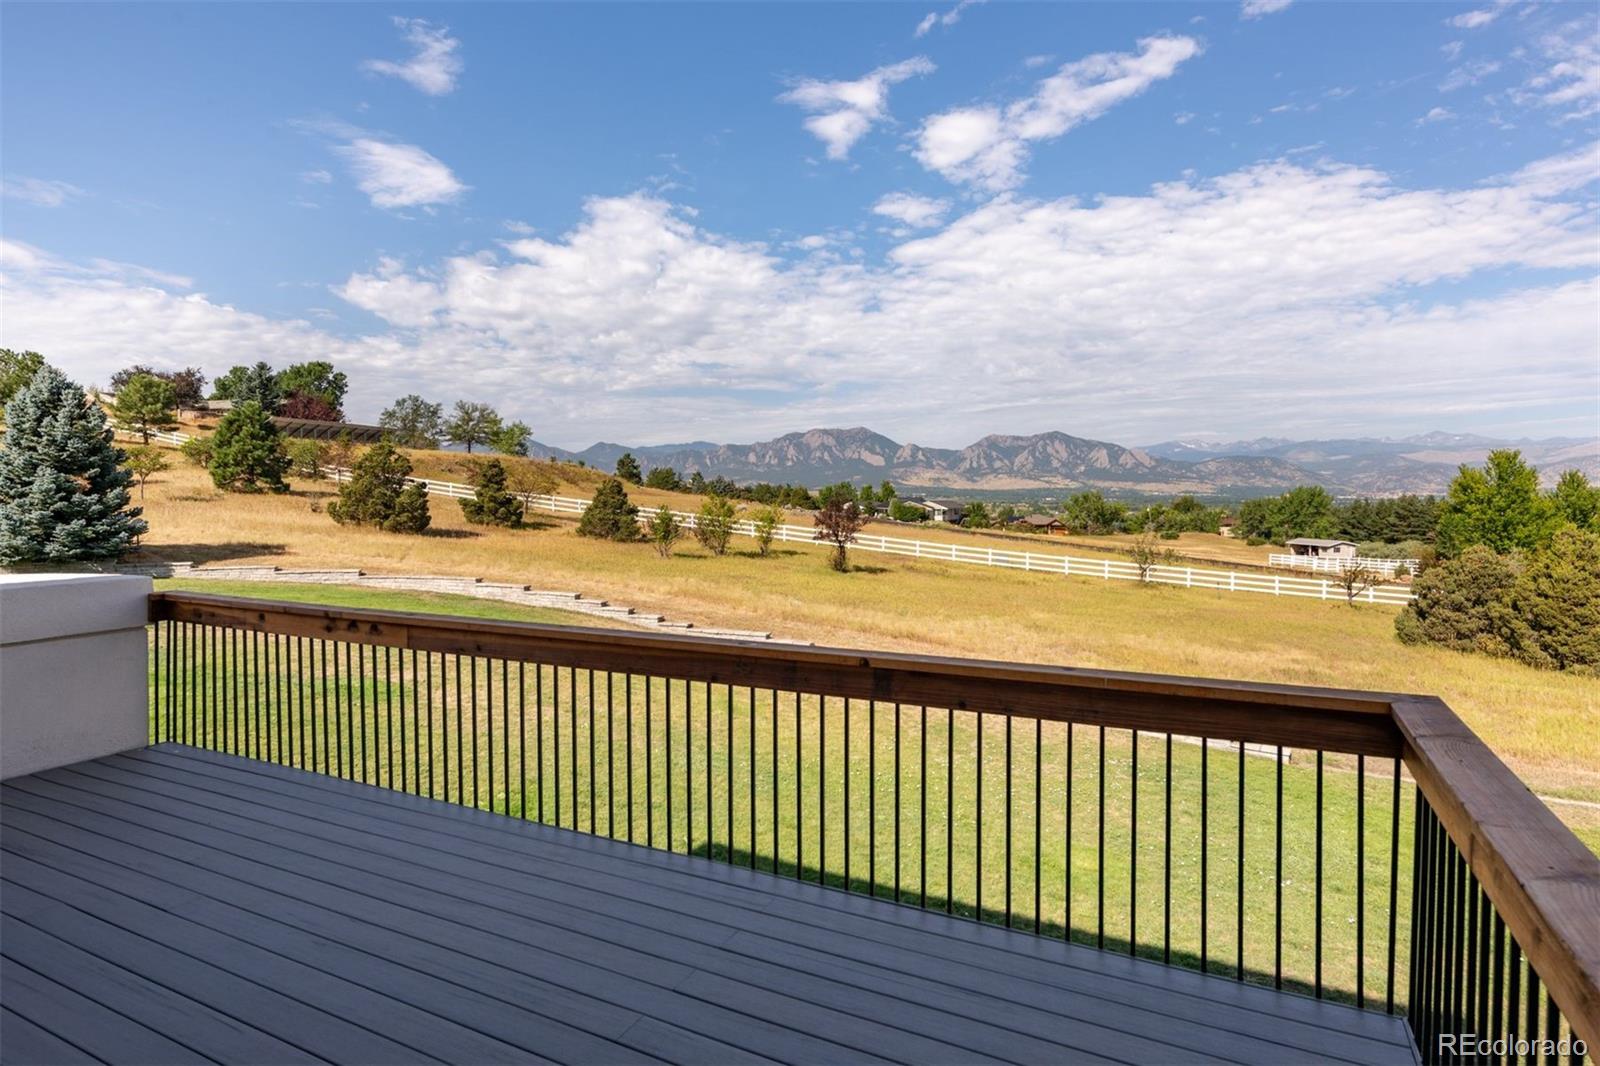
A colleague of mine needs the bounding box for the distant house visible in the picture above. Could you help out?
[1285,538,1358,559]
[272,417,388,444]
[1018,514,1063,533]
[924,499,965,524]
[1218,515,1237,538]
[178,398,233,419]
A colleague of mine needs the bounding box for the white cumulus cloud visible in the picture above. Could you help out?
[915,36,1201,190]
[361,17,462,96]
[872,192,952,228]
[1240,0,1293,19]
[780,57,936,160]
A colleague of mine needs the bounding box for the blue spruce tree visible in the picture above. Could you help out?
[0,365,147,563]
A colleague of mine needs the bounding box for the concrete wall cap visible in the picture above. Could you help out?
[0,573,152,645]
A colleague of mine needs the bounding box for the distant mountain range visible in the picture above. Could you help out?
[526,427,1599,498]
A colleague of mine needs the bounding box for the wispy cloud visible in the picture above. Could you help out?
[1,176,85,207]
[1446,1,1513,30]
[1516,19,1600,121]
[780,57,935,160]
[1441,58,1501,91]
[361,17,462,96]
[915,36,1200,190]
[872,192,951,228]
[1416,106,1457,124]
[1240,0,1293,20]
[336,139,465,209]
[914,0,984,38]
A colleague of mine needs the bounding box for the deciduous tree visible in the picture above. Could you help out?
[445,401,501,453]
[111,372,178,442]
[813,496,865,572]
[0,349,47,411]
[649,505,683,557]
[695,495,737,556]
[1435,450,1559,556]
[1551,469,1600,532]
[379,395,445,449]
[750,506,781,557]
[276,361,347,414]
[124,446,170,499]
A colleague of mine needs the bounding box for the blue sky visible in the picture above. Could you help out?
[3,1,1597,448]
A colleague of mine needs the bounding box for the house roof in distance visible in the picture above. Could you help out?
[1286,537,1356,548]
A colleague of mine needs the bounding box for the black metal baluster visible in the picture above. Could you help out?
[844,696,852,890]
[607,673,616,838]
[707,681,714,862]
[502,661,510,816]
[794,691,802,879]
[1201,736,1209,971]
[518,661,526,818]
[1316,749,1325,998]
[486,655,495,812]
[588,670,596,832]
[1166,733,1173,964]
[1035,717,1042,935]
[920,705,928,910]
[1237,741,1245,981]
[647,677,656,848]
[425,651,435,800]
[870,699,877,896]
[1388,756,1401,1014]
[346,642,356,782]
[976,710,984,921]
[726,684,735,865]
[1491,912,1505,1054]
[1005,714,1013,927]
[1476,880,1492,1046]
[1357,753,1366,1006]
[357,642,368,785]
[897,705,905,903]
[396,648,407,793]
[1276,744,1284,988]
[772,689,779,875]
[537,663,546,822]
[749,687,756,870]
[1130,729,1138,954]
[331,639,343,777]
[1097,724,1105,949]
[818,693,824,879]
[689,682,697,858]
[946,710,953,914]
[570,667,578,829]
[626,673,635,842]
[667,680,675,852]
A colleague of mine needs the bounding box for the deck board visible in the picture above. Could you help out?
[2,745,1420,1065]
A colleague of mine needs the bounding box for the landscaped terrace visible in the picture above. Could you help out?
[1,577,1594,1064]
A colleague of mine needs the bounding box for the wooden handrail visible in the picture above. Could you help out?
[1393,697,1600,1050]
[145,590,1598,1045]
[148,590,1403,756]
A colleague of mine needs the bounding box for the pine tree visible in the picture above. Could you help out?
[460,459,524,527]
[112,372,178,442]
[615,452,642,484]
[327,442,432,534]
[576,478,641,541]
[0,365,147,563]
[208,401,290,493]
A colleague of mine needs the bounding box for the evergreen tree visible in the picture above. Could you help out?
[1498,527,1600,671]
[460,459,524,527]
[208,401,290,493]
[963,501,993,529]
[644,466,682,491]
[0,365,147,563]
[327,442,432,533]
[576,478,641,541]
[694,494,737,555]
[649,505,682,557]
[111,372,178,442]
[213,361,282,411]
[445,401,501,453]
[378,394,444,449]
[1435,450,1559,556]
[615,452,643,484]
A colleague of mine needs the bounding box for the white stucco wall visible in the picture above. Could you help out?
[0,573,153,780]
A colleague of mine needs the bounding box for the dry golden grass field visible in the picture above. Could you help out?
[131,451,1598,851]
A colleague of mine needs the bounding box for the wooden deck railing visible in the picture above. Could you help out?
[145,590,1597,1063]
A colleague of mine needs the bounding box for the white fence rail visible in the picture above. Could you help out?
[126,429,1415,606]
[1268,553,1419,578]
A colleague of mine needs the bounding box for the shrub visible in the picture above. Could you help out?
[1159,530,1181,539]
[179,435,215,468]
[694,495,737,556]
[1245,535,1267,547]
[0,365,146,563]
[750,506,781,557]
[285,439,327,479]
[460,459,524,528]
[327,442,431,534]
[649,505,682,558]
[1394,546,1518,656]
[124,446,170,499]
[208,401,290,494]
[644,466,683,491]
[576,478,641,541]
[1498,528,1600,672]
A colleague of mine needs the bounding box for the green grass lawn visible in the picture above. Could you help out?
[149,627,1416,1013]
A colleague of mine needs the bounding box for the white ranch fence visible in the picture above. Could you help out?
[122,429,1415,606]
[1268,553,1420,578]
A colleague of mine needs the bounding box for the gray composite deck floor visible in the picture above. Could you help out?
[1,744,1419,1065]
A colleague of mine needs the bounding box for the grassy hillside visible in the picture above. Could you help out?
[130,456,1599,832]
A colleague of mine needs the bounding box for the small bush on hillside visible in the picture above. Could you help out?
[460,459,524,528]
[327,442,431,534]
[1245,535,1267,547]
[209,401,290,494]
[285,439,327,479]
[750,506,781,556]
[577,478,640,541]
[813,496,866,572]
[1394,546,1519,656]
[695,495,737,556]
[180,435,215,468]
[649,505,682,558]
[1356,539,1429,560]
